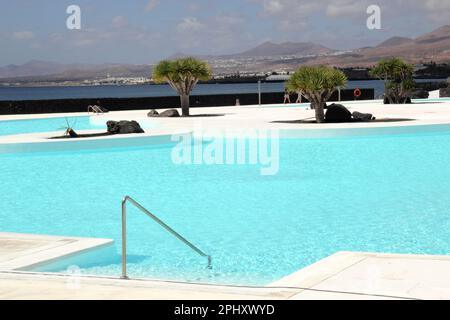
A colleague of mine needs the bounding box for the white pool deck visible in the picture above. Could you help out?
[1,232,450,300]
[0,232,112,271]
[2,99,450,146]
[1,98,450,299]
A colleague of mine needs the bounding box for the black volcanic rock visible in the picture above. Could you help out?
[158,109,180,117]
[352,111,374,122]
[147,109,159,117]
[440,87,450,97]
[147,109,179,117]
[325,104,352,123]
[411,89,429,99]
[106,120,144,134]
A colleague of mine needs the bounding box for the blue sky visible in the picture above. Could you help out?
[0,0,448,65]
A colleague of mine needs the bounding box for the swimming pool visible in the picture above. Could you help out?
[0,115,159,137]
[1,126,450,285]
[0,116,104,136]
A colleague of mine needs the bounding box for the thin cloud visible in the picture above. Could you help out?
[12,31,34,40]
[175,14,253,54]
[112,16,128,29]
[325,0,369,17]
[145,0,160,12]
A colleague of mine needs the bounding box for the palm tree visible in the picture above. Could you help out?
[286,66,347,123]
[152,57,212,116]
[369,58,414,104]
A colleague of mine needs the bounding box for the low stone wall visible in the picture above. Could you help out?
[0,89,374,115]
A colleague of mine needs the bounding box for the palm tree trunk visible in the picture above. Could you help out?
[180,94,190,117]
[313,100,325,123]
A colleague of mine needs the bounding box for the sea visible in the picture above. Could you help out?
[0,79,446,102]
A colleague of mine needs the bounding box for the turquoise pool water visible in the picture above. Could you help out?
[0,116,105,136]
[1,127,450,285]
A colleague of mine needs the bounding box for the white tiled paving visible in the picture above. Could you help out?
[269,252,450,300]
[1,234,449,300]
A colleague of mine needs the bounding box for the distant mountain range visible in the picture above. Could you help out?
[1,25,449,82]
[167,41,333,60]
[0,61,151,80]
[313,25,450,67]
[238,41,333,57]
[376,36,414,48]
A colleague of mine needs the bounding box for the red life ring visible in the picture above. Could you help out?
[353,88,362,98]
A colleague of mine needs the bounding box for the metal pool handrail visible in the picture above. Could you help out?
[87,105,104,115]
[121,196,212,279]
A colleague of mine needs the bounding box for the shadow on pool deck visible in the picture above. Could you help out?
[48,132,116,139]
[187,113,227,117]
[271,118,415,124]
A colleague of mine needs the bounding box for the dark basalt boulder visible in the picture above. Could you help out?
[440,87,450,97]
[325,103,352,123]
[147,109,159,117]
[106,120,145,134]
[411,89,429,99]
[352,111,375,122]
[159,109,180,117]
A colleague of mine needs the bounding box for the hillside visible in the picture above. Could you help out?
[1,25,449,82]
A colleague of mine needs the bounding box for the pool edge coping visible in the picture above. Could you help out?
[0,232,113,271]
[2,232,450,300]
[2,250,450,299]
[266,251,450,300]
